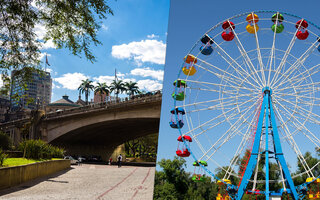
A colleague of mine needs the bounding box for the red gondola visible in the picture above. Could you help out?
[221,21,235,41]
[296,30,309,40]
[221,31,235,41]
[176,135,192,157]
[296,19,308,29]
[222,21,235,30]
[295,19,309,40]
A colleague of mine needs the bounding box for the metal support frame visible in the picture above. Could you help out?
[235,88,299,200]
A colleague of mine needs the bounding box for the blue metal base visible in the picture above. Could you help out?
[235,88,299,200]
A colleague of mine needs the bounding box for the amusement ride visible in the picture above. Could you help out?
[170,11,320,200]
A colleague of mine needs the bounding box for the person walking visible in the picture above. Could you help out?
[108,157,112,165]
[117,154,122,168]
[78,157,82,166]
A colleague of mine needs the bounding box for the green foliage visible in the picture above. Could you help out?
[124,81,140,97]
[0,148,8,166]
[110,79,126,98]
[154,157,188,200]
[94,82,110,102]
[18,139,64,160]
[0,0,113,68]
[0,0,114,96]
[125,133,158,160]
[78,79,94,104]
[0,131,12,150]
[155,150,320,199]
[153,181,179,200]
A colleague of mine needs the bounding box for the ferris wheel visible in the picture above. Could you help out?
[170,11,320,200]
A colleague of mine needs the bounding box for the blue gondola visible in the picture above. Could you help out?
[200,34,214,55]
[169,108,185,129]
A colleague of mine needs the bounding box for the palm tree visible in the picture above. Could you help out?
[110,79,126,99]
[124,81,140,98]
[94,82,109,102]
[78,79,94,105]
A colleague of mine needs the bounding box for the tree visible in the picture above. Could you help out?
[154,157,218,200]
[124,81,140,97]
[154,157,190,200]
[125,133,158,159]
[78,79,94,104]
[94,82,109,102]
[0,0,114,94]
[110,79,126,99]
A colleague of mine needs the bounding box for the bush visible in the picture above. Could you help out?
[0,131,12,150]
[18,139,64,160]
[0,149,7,166]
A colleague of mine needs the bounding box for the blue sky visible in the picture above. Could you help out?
[37,0,169,102]
[156,0,320,177]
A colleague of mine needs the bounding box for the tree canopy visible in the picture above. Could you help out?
[0,0,114,82]
[155,151,320,200]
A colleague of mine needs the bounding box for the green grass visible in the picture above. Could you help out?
[1,158,63,167]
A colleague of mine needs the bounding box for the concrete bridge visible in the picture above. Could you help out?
[0,93,162,160]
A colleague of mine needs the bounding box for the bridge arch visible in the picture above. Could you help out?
[41,95,161,159]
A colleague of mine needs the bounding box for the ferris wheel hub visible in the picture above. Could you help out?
[262,86,272,95]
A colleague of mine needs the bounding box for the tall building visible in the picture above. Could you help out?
[10,69,52,111]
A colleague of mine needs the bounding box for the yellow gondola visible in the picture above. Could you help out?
[246,24,259,34]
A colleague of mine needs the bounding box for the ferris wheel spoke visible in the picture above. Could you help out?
[192,95,259,139]
[195,57,260,91]
[276,80,320,93]
[197,98,260,161]
[187,98,249,114]
[274,64,320,91]
[274,98,320,148]
[225,108,259,179]
[269,19,309,87]
[251,13,267,86]
[267,13,280,86]
[273,103,314,177]
[177,93,256,109]
[211,39,263,88]
[227,20,265,87]
[181,79,257,93]
[271,39,320,88]
[269,26,300,87]
[274,92,320,104]
[275,95,320,122]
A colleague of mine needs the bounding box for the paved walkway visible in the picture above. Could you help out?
[0,164,155,200]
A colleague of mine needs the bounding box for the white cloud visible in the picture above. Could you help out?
[52,82,60,89]
[147,34,159,39]
[54,73,89,90]
[41,40,56,49]
[93,72,127,85]
[130,67,164,81]
[137,79,162,91]
[34,23,46,40]
[34,23,56,49]
[111,39,166,65]
[101,24,109,31]
[93,75,115,85]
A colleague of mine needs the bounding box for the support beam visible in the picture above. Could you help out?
[235,88,299,199]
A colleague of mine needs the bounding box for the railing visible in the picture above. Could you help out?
[44,90,162,119]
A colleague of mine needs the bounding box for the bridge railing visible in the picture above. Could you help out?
[44,90,162,119]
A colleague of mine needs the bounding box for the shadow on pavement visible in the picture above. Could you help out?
[0,167,74,196]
